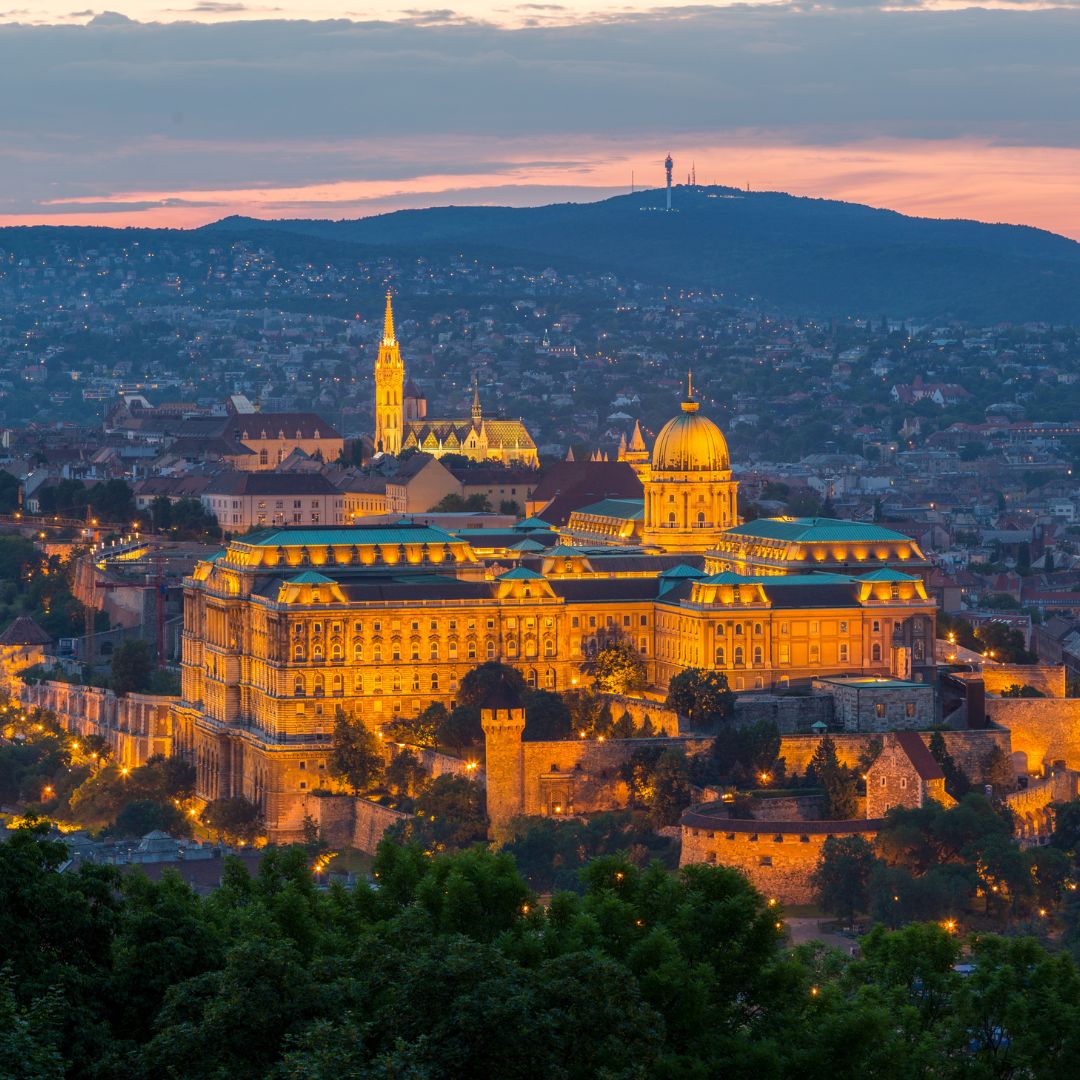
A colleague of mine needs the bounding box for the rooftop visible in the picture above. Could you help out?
[723,517,916,544]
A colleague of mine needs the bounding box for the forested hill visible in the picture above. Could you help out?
[204,186,1080,323]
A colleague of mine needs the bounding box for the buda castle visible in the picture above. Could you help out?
[176,346,936,840]
[374,293,538,467]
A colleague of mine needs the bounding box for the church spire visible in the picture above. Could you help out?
[629,419,646,452]
[471,373,482,423]
[382,289,396,345]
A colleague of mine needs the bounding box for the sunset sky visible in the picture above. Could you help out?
[2,2,1079,237]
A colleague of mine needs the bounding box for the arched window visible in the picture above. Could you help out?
[715,646,725,666]
[354,673,364,693]
[293,676,305,697]
[468,641,477,660]
[312,643,323,660]
[449,641,458,660]
[525,638,537,658]
[373,645,382,663]
[293,644,305,661]
[313,675,324,696]
[430,641,439,660]
[544,639,554,657]
[668,511,677,526]
[332,674,343,696]
[697,511,706,526]
[734,646,744,666]
[753,623,762,636]
[527,668,538,688]
[331,643,342,661]
[353,641,363,661]
[486,640,496,659]
[753,646,763,666]
[545,668,556,689]
[735,624,743,636]
[431,672,439,691]
[871,642,882,662]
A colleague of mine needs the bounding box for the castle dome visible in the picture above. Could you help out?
[651,395,730,473]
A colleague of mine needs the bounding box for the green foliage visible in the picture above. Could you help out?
[456,661,524,709]
[521,688,572,740]
[928,729,972,799]
[807,735,859,819]
[620,746,694,827]
[385,749,427,799]
[202,796,263,845]
[7,819,1080,1077]
[812,834,877,926]
[501,810,676,893]
[385,701,444,748]
[385,775,488,852]
[1000,683,1046,698]
[664,667,735,731]
[328,709,384,795]
[109,637,155,696]
[710,719,783,785]
[429,493,492,513]
[590,640,647,694]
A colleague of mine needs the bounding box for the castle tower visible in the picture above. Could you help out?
[642,373,738,553]
[374,290,404,455]
[665,153,673,211]
[480,683,526,839]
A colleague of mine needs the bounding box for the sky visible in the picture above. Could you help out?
[1,2,1079,237]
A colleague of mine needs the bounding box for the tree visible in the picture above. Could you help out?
[591,640,647,694]
[812,834,878,927]
[649,749,693,827]
[110,638,155,696]
[1000,683,1046,698]
[327,709,384,795]
[202,796,262,845]
[457,661,525,709]
[106,799,191,839]
[385,775,488,852]
[928,729,971,799]
[385,749,428,799]
[807,735,859,819]
[712,719,782,782]
[385,702,444,748]
[665,668,735,731]
[429,493,491,513]
[984,744,1016,797]
[521,689,572,740]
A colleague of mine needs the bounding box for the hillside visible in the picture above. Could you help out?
[205,187,1080,323]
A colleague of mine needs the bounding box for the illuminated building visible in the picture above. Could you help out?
[376,293,539,467]
[175,390,937,838]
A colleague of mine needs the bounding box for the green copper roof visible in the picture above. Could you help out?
[659,564,707,579]
[288,571,335,585]
[855,568,921,581]
[514,517,551,530]
[723,517,914,544]
[499,566,545,580]
[573,498,645,521]
[511,538,548,552]
[237,525,459,547]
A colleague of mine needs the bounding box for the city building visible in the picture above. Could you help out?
[173,393,938,839]
[375,293,539,467]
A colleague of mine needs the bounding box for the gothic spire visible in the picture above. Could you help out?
[382,289,396,345]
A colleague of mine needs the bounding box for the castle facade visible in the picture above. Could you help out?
[176,380,937,840]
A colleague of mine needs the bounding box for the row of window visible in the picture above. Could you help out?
[291,666,559,696]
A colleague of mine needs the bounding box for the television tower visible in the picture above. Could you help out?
[664,153,673,211]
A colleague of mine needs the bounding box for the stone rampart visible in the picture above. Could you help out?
[680,806,882,904]
[983,664,1066,699]
[734,693,834,735]
[21,679,175,767]
[777,729,1010,784]
[599,693,681,736]
[298,792,407,852]
[988,699,1080,772]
